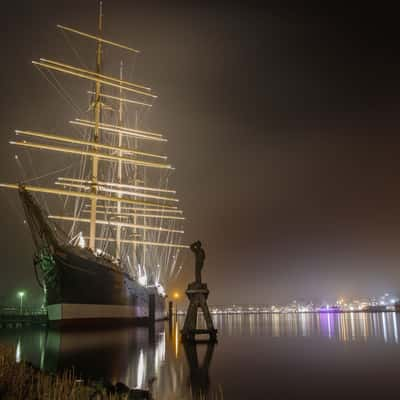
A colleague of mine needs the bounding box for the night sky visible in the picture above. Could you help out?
[1,1,400,306]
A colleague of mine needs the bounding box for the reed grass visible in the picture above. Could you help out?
[0,344,129,400]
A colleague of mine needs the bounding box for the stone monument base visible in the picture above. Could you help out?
[181,281,218,342]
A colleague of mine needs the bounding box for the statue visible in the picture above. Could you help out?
[190,240,205,284]
[181,240,217,342]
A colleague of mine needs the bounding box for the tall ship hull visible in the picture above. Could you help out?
[21,189,166,327]
[46,251,165,325]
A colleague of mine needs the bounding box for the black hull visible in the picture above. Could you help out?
[18,188,166,325]
[46,246,166,324]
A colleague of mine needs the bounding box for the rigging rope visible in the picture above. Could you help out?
[48,70,83,114]
[20,163,75,184]
[34,66,81,115]
[60,30,89,70]
[32,56,184,283]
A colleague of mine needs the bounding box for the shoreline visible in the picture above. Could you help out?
[177,309,400,316]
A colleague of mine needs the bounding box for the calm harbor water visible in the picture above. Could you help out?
[1,312,400,399]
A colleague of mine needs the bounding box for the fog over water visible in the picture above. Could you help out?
[2,2,400,305]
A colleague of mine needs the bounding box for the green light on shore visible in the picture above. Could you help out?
[17,291,25,314]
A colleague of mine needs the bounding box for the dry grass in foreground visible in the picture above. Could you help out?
[0,344,145,400]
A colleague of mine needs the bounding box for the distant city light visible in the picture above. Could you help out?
[199,292,399,316]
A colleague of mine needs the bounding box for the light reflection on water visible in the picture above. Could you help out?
[210,312,400,343]
[1,313,400,399]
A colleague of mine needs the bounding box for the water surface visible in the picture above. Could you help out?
[1,312,400,399]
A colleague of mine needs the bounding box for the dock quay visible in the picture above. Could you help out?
[0,309,47,328]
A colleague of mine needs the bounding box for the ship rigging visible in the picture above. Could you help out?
[0,0,188,323]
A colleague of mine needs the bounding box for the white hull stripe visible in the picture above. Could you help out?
[48,303,148,321]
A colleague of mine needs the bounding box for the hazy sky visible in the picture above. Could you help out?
[1,1,400,306]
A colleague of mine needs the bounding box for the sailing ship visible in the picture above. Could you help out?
[0,1,188,326]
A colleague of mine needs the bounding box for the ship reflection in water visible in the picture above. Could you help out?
[2,313,400,399]
[0,319,217,400]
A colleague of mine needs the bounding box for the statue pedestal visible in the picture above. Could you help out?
[181,282,217,342]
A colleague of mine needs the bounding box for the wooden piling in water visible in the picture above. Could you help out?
[149,293,155,323]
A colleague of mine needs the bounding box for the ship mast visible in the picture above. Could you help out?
[116,60,123,260]
[1,2,189,263]
[89,0,104,251]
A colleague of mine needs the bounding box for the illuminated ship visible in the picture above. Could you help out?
[0,1,187,326]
